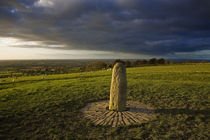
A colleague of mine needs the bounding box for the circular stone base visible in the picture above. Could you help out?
[80,100,156,127]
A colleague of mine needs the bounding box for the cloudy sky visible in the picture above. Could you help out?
[0,0,210,60]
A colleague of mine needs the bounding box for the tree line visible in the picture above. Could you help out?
[1,58,209,78]
[84,58,166,71]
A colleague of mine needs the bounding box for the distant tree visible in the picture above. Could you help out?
[142,60,147,64]
[46,67,50,74]
[149,58,157,64]
[125,60,131,67]
[136,60,141,65]
[131,61,138,67]
[157,58,165,64]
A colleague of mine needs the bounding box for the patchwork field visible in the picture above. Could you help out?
[0,64,209,139]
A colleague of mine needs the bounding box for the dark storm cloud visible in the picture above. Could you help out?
[0,0,210,56]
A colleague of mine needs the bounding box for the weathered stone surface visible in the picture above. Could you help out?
[81,100,156,127]
[109,62,127,111]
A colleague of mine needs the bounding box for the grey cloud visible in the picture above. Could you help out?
[0,0,210,58]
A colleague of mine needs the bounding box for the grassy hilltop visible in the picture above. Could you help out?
[0,64,209,139]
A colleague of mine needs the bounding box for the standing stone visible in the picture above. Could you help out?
[109,62,127,111]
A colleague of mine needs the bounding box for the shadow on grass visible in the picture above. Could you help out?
[155,108,210,115]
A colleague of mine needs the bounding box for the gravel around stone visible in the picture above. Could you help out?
[80,100,156,127]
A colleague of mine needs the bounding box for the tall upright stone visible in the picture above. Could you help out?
[109,62,127,111]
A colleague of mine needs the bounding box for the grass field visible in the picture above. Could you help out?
[0,64,209,139]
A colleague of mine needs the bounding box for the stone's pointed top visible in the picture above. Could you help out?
[112,62,126,74]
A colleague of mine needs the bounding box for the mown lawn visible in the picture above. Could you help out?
[0,64,209,139]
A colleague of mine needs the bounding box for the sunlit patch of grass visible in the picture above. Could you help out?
[0,64,209,139]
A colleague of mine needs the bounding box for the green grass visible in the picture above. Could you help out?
[0,64,209,139]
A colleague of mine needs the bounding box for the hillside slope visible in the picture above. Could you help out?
[0,64,209,139]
